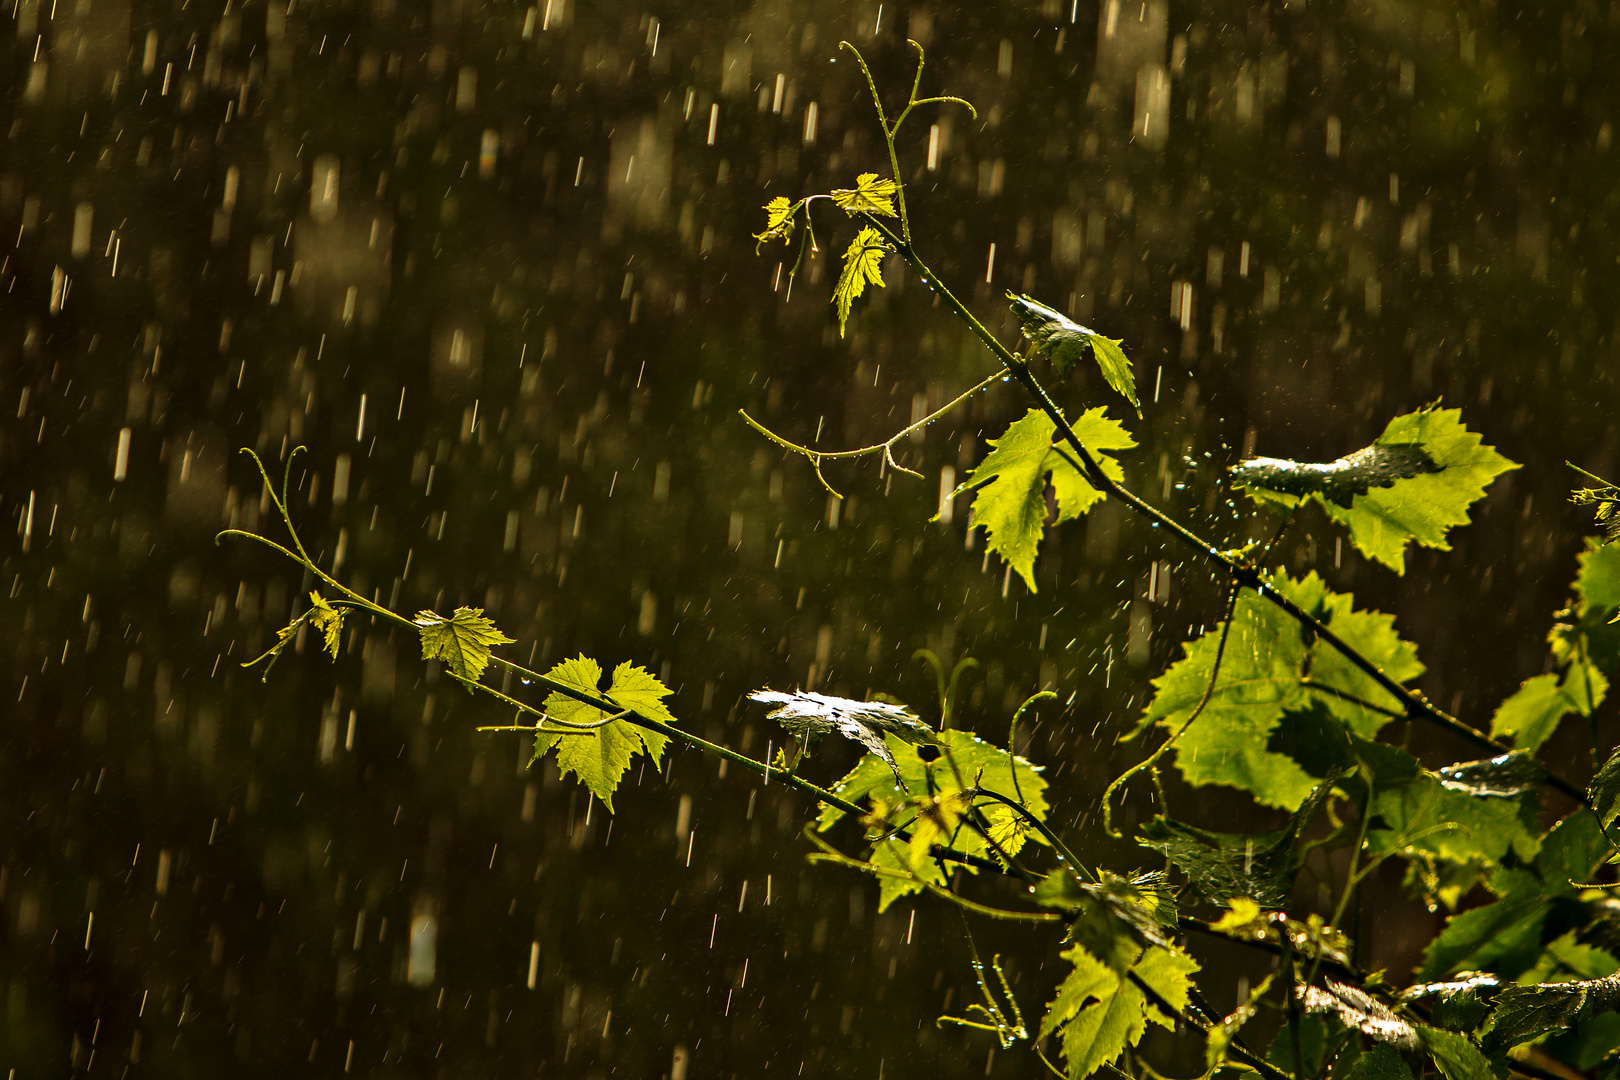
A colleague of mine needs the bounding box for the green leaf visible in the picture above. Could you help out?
[747,690,937,780]
[955,407,1135,593]
[829,172,899,216]
[1137,769,1346,907]
[1490,673,1578,753]
[1007,293,1139,415]
[1040,943,1198,1080]
[753,195,797,248]
[1576,537,1620,614]
[816,729,1047,911]
[1062,872,1180,974]
[529,657,677,813]
[1232,404,1519,574]
[1570,467,1620,545]
[1420,811,1607,980]
[414,606,515,684]
[307,592,345,659]
[1143,571,1423,809]
[832,226,889,337]
[1344,1043,1416,1080]
[1484,974,1620,1053]
[1361,740,1542,872]
[1420,1027,1499,1080]
[1301,981,1418,1048]
[1592,748,1620,831]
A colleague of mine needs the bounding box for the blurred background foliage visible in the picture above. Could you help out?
[1,0,1616,1075]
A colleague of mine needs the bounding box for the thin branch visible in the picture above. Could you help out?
[738,370,1001,498]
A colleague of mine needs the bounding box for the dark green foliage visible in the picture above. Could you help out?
[1006,292,1138,414]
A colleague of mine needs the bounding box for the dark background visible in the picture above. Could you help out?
[2,0,1615,1075]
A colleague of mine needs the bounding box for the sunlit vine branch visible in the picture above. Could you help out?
[738,370,1002,498]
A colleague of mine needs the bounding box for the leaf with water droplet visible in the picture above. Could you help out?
[1007,293,1138,415]
[413,605,514,685]
[1230,404,1518,574]
[754,195,797,250]
[749,690,935,779]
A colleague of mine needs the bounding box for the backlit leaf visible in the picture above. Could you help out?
[954,407,1135,593]
[530,656,678,812]
[1301,981,1418,1049]
[1419,1027,1498,1080]
[307,592,344,659]
[1040,943,1198,1080]
[1007,293,1139,415]
[833,226,889,337]
[1484,975,1620,1052]
[1232,405,1519,574]
[1142,571,1422,810]
[817,729,1047,911]
[753,195,797,248]
[829,172,899,216]
[414,605,514,684]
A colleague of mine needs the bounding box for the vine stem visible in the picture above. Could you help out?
[738,370,1002,498]
[854,212,1585,806]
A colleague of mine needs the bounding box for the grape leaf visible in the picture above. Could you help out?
[1570,467,1620,545]
[833,226,889,337]
[1344,1043,1416,1080]
[1483,975,1620,1054]
[307,592,344,659]
[1232,405,1519,574]
[753,195,797,248]
[413,606,514,684]
[1007,293,1139,415]
[953,407,1135,593]
[817,729,1047,911]
[1040,943,1199,1080]
[1589,747,1620,831]
[1137,770,1346,908]
[530,656,678,812]
[1141,571,1423,810]
[1419,1027,1497,1080]
[1301,981,1418,1049]
[1420,811,1606,980]
[1230,443,1440,507]
[1490,673,1579,754]
[829,172,899,217]
[748,690,937,780]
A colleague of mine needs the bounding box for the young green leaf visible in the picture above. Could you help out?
[1039,943,1199,1080]
[753,195,797,249]
[307,591,344,659]
[1206,970,1278,1073]
[414,606,514,684]
[832,226,889,337]
[1570,467,1620,545]
[1231,404,1519,573]
[748,690,937,780]
[243,610,309,680]
[529,656,678,812]
[829,172,899,216]
[817,728,1047,910]
[954,407,1135,592]
[1007,293,1139,415]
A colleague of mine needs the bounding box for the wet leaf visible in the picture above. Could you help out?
[1007,293,1138,414]
[953,407,1135,593]
[1419,1026,1498,1080]
[530,657,678,813]
[833,226,889,337]
[1137,769,1346,907]
[1483,975,1620,1052]
[1230,443,1440,508]
[1232,404,1519,574]
[1206,970,1277,1073]
[1344,1043,1416,1080]
[1300,980,1418,1049]
[1570,469,1620,546]
[413,605,514,684]
[830,172,899,217]
[1040,943,1199,1080]
[753,195,797,248]
[307,591,344,659]
[749,690,936,778]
